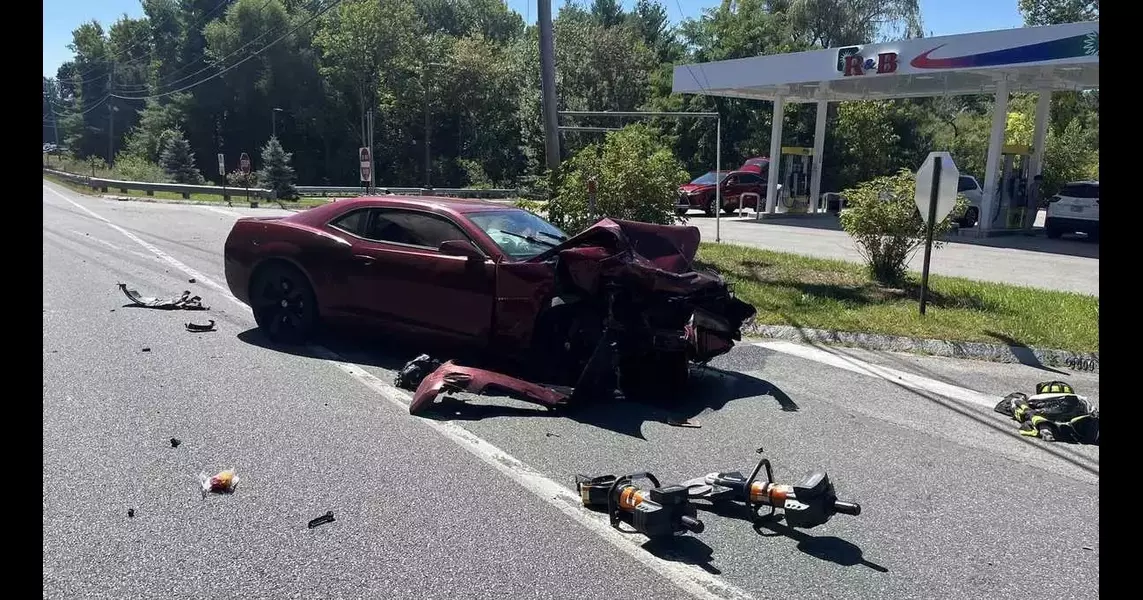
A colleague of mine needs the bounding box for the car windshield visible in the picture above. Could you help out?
[467,209,569,260]
[690,171,729,185]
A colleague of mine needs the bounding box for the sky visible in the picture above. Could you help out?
[43,0,1026,78]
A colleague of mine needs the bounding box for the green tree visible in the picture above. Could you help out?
[1017,0,1098,26]
[159,128,205,184]
[258,136,299,200]
[548,124,688,234]
[839,169,966,286]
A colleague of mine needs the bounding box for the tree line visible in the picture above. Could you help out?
[43,0,1098,196]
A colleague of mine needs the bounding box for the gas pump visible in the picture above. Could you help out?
[776,146,813,214]
[988,144,1032,230]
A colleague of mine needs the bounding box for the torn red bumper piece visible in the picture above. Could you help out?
[409,361,571,415]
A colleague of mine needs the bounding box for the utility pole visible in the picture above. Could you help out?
[423,64,432,189]
[272,107,283,138]
[107,64,115,167]
[538,0,561,173]
[367,107,375,195]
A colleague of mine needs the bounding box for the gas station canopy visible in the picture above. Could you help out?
[672,21,1099,103]
[669,21,1098,236]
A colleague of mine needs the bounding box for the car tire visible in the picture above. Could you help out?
[249,260,319,345]
[960,207,979,228]
[703,201,715,217]
[676,207,689,216]
[1045,219,1062,239]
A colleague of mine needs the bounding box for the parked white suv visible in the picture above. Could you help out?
[1045,181,1099,239]
[955,175,984,228]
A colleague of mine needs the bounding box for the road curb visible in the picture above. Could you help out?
[743,322,1099,373]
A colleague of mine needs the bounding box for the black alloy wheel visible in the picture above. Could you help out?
[250,262,318,345]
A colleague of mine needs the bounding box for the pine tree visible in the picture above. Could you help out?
[257,136,299,200]
[159,128,204,184]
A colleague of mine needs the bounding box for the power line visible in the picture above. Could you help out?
[116,0,280,91]
[111,0,343,101]
[70,0,234,80]
[115,0,312,95]
[47,95,110,118]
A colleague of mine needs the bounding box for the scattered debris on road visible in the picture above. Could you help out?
[545,432,560,437]
[188,278,196,284]
[185,320,217,333]
[994,380,1099,444]
[199,468,240,497]
[141,347,151,352]
[666,418,701,428]
[394,354,442,390]
[410,361,571,414]
[127,508,135,518]
[169,438,181,448]
[118,283,209,310]
[307,511,336,529]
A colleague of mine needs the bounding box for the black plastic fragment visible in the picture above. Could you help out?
[308,511,336,529]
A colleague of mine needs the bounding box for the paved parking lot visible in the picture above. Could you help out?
[43,181,1099,599]
[688,211,1098,296]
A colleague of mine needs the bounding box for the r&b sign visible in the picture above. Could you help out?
[837,46,898,76]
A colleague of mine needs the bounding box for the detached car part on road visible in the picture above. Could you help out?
[223,196,756,407]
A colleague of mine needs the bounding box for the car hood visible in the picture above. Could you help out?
[679,183,712,194]
[528,217,726,296]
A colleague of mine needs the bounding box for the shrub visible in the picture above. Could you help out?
[839,168,967,286]
[547,124,688,234]
[112,153,167,183]
[226,169,259,188]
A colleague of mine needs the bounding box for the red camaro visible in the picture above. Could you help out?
[224,196,755,399]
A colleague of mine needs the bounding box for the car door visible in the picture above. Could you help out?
[336,208,496,342]
[737,173,765,210]
[720,174,745,210]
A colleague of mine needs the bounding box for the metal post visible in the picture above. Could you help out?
[919,157,942,316]
[715,116,721,243]
[368,108,376,195]
[810,99,828,213]
[423,64,432,189]
[538,0,561,172]
[980,79,1010,234]
[765,96,785,215]
[107,65,115,167]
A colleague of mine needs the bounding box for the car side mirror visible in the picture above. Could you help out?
[439,239,484,260]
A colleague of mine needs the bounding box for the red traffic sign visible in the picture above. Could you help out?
[359,147,372,183]
[239,152,251,175]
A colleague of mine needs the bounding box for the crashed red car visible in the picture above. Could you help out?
[223,196,756,401]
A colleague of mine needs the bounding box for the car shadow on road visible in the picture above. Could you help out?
[235,327,796,439]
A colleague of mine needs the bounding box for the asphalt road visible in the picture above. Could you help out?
[43,181,1099,599]
[686,211,1099,297]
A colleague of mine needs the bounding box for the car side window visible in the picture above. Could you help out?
[329,209,371,237]
[957,177,977,192]
[367,210,471,249]
[1061,184,1099,199]
[739,173,762,184]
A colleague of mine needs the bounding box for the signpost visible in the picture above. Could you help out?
[914,151,960,315]
[586,177,597,220]
[239,152,252,206]
[359,147,372,193]
[218,153,227,204]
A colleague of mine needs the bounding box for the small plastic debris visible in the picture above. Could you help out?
[1083,546,1093,551]
[185,320,217,332]
[188,278,196,284]
[199,469,240,496]
[308,511,336,529]
[169,438,181,448]
[394,354,443,390]
[666,418,701,428]
[118,283,209,310]
[127,508,135,518]
[545,432,560,437]
[142,347,151,352]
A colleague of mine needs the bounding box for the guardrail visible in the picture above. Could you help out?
[43,167,276,202]
[296,185,520,199]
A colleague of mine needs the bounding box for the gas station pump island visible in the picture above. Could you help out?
[671,21,1098,236]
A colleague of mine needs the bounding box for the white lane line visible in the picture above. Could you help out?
[63,229,157,262]
[754,340,1000,408]
[200,205,244,217]
[42,183,754,600]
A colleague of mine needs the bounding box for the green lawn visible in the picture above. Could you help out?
[696,243,1099,354]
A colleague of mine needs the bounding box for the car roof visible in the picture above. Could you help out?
[332,195,516,214]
